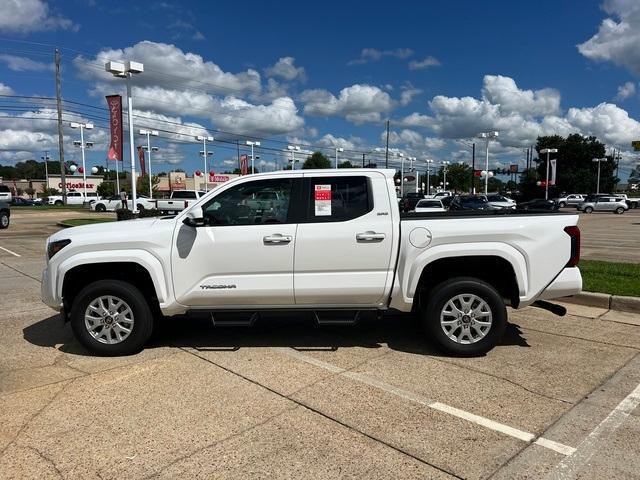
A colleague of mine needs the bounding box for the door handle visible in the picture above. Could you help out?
[263,234,293,244]
[356,232,386,242]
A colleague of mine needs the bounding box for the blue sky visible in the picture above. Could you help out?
[1,0,639,179]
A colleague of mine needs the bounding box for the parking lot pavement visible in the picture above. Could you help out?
[1,217,640,479]
[570,208,640,263]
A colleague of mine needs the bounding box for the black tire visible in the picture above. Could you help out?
[421,277,507,356]
[559,202,566,208]
[137,203,145,211]
[55,200,63,206]
[95,203,106,212]
[615,207,624,214]
[70,279,154,356]
[584,206,593,213]
[0,211,9,229]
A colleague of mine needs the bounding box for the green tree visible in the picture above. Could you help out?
[302,151,331,169]
[24,187,35,198]
[338,160,355,168]
[136,174,160,197]
[97,182,116,198]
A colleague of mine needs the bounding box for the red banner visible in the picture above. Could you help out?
[105,95,123,161]
[137,146,146,176]
[240,154,248,175]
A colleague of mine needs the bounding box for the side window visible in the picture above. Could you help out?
[202,178,293,226]
[307,176,373,222]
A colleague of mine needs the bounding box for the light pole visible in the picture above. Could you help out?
[540,148,558,200]
[196,135,214,191]
[70,122,93,198]
[425,159,434,195]
[246,140,260,174]
[478,131,498,194]
[41,151,50,190]
[287,145,300,170]
[592,157,608,194]
[442,161,450,192]
[105,60,144,212]
[139,129,158,199]
[334,147,344,169]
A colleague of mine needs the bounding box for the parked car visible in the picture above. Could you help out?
[42,169,582,357]
[413,199,445,212]
[11,197,38,206]
[516,199,559,211]
[554,194,585,208]
[91,195,155,212]
[614,194,640,209]
[47,191,100,206]
[484,194,516,209]
[0,184,12,203]
[426,190,452,199]
[398,192,424,212]
[577,196,629,214]
[155,190,207,214]
[449,195,501,211]
[0,201,9,229]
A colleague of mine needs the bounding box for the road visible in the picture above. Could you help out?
[1,209,639,479]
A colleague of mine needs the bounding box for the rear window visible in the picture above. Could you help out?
[172,191,197,199]
[417,200,441,208]
[307,176,372,222]
[0,185,9,192]
[487,195,503,201]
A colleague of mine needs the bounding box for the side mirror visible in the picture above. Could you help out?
[183,206,205,227]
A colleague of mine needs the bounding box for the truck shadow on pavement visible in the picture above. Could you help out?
[23,311,530,358]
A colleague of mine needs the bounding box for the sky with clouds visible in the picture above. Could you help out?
[1,0,640,178]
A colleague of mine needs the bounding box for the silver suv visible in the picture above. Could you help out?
[577,196,629,214]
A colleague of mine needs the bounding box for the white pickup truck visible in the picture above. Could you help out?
[47,191,100,206]
[42,169,582,356]
[154,190,206,214]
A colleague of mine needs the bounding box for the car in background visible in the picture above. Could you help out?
[449,195,500,211]
[398,192,424,212]
[91,195,155,212]
[554,194,585,208]
[155,190,207,214]
[0,201,9,229]
[614,193,640,209]
[577,196,628,214]
[516,198,559,211]
[440,195,453,209]
[426,190,452,199]
[47,191,101,206]
[484,194,516,209]
[413,199,445,212]
[11,197,39,206]
[0,184,12,203]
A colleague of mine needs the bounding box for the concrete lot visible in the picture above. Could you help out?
[1,210,639,479]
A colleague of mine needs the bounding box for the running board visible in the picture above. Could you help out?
[313,310,362,326]
[210,312,260,327]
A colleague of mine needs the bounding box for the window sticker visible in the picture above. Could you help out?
[314,184,332,216]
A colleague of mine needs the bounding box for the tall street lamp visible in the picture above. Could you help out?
[197,135,214,191]
[70,122,93,198]
[540,148,558,200]
[41,151,51,189]
[246,140,261,174]
[592,157,608,194]
[287,145,300,170]
[139,129,158,199]
[442,161,450,192]
[478,131,499,194]
[425,159,434,195]
[105,60,144,212]
[334,147,344,169]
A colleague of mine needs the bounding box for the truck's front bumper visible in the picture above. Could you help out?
[41,266,62,310]
[536,267,583,301]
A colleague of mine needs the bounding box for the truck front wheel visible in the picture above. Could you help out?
[70,279,154,356]
[422,277,506,356]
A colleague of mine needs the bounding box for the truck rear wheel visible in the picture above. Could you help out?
[70,279,154,356]
[422,277,506,356]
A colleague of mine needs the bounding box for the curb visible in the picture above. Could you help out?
[561,292,640,314]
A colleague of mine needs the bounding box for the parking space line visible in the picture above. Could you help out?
[275,347,576,457]
[546,381,640,479]
[0,246,21,257]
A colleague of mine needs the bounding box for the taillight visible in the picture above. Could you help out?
[564,226,580,267]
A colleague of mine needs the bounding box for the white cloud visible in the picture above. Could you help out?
[214,96,304,136]
[265,57,306,82]
[615,81,637,100]
[424,137,446,150]
[565,102,640,146]
[316,134,357,150]
[0,54,52,72]
[76,41,262,96]
[0,0,78,34]
[578,0,640,75]
[400,84,423,106]
[408,56,441,70]
[301,84,393,124]
[0,83,14,95]
[482,75,560,116]
[348,48,413,65]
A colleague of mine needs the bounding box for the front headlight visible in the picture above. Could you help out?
[48,239,71,259]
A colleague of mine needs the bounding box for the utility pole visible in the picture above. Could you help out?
[54,49,67,204]
[362,153,365,167]
[471,142,476,194]
[385,119,390,168]
[236,140,240,171]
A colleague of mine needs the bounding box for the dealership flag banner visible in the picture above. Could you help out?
[240,154,248,175]
[550,159,557,185]
[105,95,123,162]
[137,146,147,177]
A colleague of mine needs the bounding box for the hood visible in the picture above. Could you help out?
[48,217,163,244]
